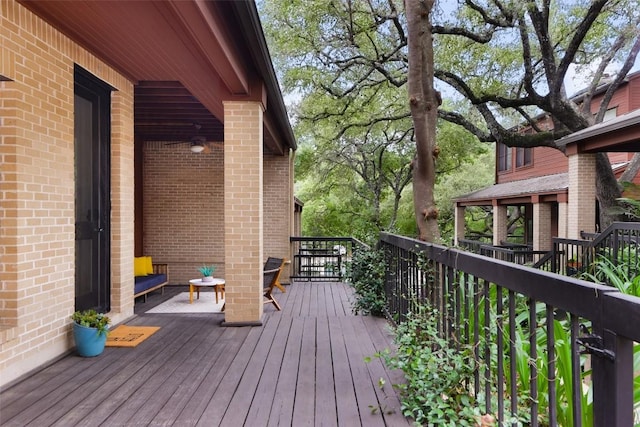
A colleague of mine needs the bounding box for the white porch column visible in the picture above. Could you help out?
[223,101,264,324]
[453,203,466,246]
[568,153,597,239]
[493,202,508,246]
[532,198,552,251]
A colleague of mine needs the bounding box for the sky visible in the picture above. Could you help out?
[564,57,640,97]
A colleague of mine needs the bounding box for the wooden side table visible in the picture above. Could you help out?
[188,278,225,304]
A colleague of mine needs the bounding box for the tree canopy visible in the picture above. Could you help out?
[261,0,640,238]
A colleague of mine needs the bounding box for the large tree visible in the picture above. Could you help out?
[406,0,441,241]
[434,0,640,227]
[261,0,640,236]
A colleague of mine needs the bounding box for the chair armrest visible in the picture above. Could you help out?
[152,263,168,276]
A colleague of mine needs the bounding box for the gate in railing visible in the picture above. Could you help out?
[380,232,639,426]
[290,237,366,281]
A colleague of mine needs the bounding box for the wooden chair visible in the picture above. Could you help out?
[263,266,283,311]
[264,257,286,293]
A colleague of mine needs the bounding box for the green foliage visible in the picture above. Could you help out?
[345,248,387,316]
[71,309,110,336]
[378,305,485,426]
[262,0,489,241]
[609,182,640,220]
[198,265,216,277]
[581,256,640,296]
[260,0,639,239]
[435,149,494,242]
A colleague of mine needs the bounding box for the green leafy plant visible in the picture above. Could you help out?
[377,304,487,426]
[345,247,386,316]
[581,255,640,296]
[198,265,216,277]
[71,309,110,336]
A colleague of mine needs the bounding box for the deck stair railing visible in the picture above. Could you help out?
[380,232,639,426]
[290,236,367,281]
[458,238,547,266]
[461,222,640,282]
[544,222,640,280]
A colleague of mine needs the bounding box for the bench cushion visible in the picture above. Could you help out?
[135,273,167,295]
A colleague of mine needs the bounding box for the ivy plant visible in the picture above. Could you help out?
[345,247,387,316]
[376,305,487,426]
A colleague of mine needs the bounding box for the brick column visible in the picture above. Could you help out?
[223,101,264,324]
[568,153,596,239]
[264,153,293,283]
[532,199,552,251]
[453,203,466,246]
[493,202,508,246]
[557,194,568,238]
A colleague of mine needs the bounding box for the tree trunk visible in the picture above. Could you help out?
[405,0,440,242]
[596,152,624,229]
[619,152,640,184]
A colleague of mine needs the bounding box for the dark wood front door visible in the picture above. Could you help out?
[74,66,111,312]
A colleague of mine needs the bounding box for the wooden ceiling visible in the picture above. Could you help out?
[19,0,293,155]
[134,81,223,143]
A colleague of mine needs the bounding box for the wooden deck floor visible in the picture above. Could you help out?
[1,282,411,426]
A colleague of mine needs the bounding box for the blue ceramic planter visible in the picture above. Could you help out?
[73,322,107,357]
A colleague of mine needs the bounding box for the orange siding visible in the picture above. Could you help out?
[497,146,568,183]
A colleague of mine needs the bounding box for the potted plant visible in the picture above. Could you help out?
[198,265,216,282]
[566,257,582,276]
[71,309,110,357]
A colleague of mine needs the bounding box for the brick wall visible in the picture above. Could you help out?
[264,152,293,282]
[533,202,552,251]
[142,141,226,283]
[0,1,134,386]
[224,101,264,323]
[492,204,508,245]
[141,142,293,287]
[568,154,597,239]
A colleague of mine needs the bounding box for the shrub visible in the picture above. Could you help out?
[345,247,386,316]
[377,305,486,426]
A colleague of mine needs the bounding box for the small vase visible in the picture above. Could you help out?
[202,276,214,282]
[73,322,107,357]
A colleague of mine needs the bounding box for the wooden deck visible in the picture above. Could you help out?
[1,282,411,426]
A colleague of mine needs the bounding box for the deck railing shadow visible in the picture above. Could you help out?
[380,232,640,426]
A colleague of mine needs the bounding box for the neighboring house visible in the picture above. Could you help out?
[454,72,640,250]
[0,0,297,386]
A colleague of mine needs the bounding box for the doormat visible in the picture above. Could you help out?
[106,325,160,347]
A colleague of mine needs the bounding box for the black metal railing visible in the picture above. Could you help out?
[290,237,367,281]
[380,232,639,426]
[459,239,547,266]
[461,223,640,282]
[550,223,640,281]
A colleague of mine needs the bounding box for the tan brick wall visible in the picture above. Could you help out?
[110,90,135,316]
[223,101,264,323]
[142,142,226,284]
[568,154,596,239]
[557,201,568,238]
[141,146,293,287]
[0,1,134,386]
[533,202,552,251]
[264,152,293,282]
[492,203,508,245]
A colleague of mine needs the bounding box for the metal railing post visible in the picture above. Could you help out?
[591,328,633,426]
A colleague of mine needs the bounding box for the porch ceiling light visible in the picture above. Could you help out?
[190,144,205,153]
